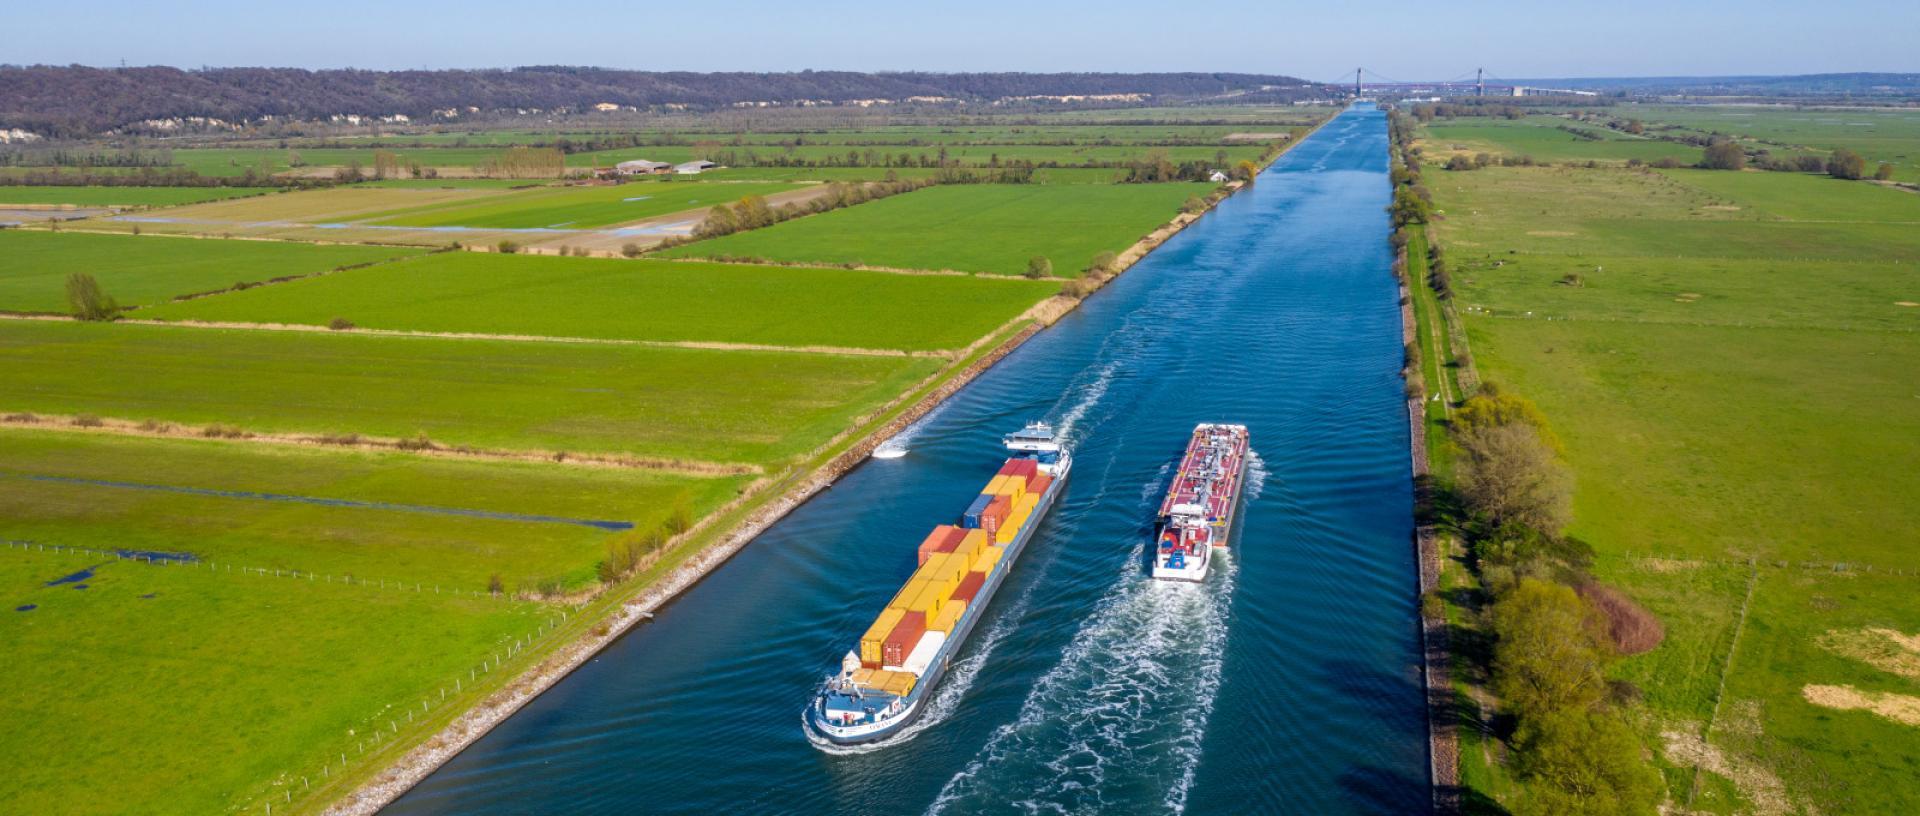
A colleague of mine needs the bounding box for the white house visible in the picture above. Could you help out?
[1208,169,1230,182]
[674,160,717,175]
[615,160,672,175]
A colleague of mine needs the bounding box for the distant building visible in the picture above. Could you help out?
[674,160,717,175]
[615,160,672,175]
[1208,170,1230,183]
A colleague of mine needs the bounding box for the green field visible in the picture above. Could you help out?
[0,186,270,207]
[1632,105,1920,183]
[362,181,805,229]
[1421,116,1701,163]
[0,231,423,313]
[142,253,1053,351]
[1425,126,1920,813]
[0,542,547,815]
[0,320,938,465]
[662,183,1213,274]
[171,147,514,177]
[0,429,744,590]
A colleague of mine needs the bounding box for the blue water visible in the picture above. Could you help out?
[387,106,1423,815]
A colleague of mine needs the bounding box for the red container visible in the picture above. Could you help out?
[883,610,927,667]
[917,525,967,566]
[980,494,1012,535]
[998,458,1039,480]
[953,571,986,603]
[1028,473,1053,497]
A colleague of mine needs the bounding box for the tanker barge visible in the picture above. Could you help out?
[1151,423,1250,582]
[807,422,1071,745]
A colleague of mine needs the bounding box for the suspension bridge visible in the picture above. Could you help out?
[1322,68,1598,99]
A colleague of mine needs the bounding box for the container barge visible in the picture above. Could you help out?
[807,422,1071,745]
[1151,423,1250,582]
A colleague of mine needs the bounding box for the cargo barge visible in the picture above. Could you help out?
[807,423,1071,745]
[1151,423,1250,582]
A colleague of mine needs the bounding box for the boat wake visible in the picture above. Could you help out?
[925,546,1238,815]
[872,401,950,460]
[1243,448,1269,501]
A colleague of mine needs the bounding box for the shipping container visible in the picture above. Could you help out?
[976,545,1006,574]
[887,578,929,613]
[980,494,1012,535]
[953,570,986,602]
[962,493,994,529]
[882,610,927,668]
[956,528,990,569]
[929,597,968,634]
[916,526,966,566]
[996,504,1031,544]
[998,457,1039,481]
[851,667,877,687]
[860,607,907,667]
[984,475,1009,496]
[883,671,916,697]
[907,581,946,617]
[901,630,947,675]
[1028,472,1053,497]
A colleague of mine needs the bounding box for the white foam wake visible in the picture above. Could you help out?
[925,546,1239,815]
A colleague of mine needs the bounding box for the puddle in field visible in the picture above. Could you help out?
[15,605,34,612]
[115,549,199,563]
[141,593,158,599]
[46,567,96,586]
[72,584,88,590]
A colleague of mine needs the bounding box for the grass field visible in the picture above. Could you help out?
[119,185,505,225]
[171,147,514,177]
[1422,116,1701,164]
[0,543,548,815]
[0,429,746,591]
[0,320,939,465]
[1425,126,1920,813]
[0,231,423,313]
[141,253,1054,351]
[661,183,1213,274]
[359,180,803,229]
[1631,105,1920,183]
[0,186,270,207]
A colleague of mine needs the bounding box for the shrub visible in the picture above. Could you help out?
[327,317,355,331]
[1827,148,1867,180]
[1087,250,1118,276]
[1025,256,1053,280]
[65,273,119,321]
[3,412,38,423]
[1182,195,1207,214]
[621,243,644,258]
[1445,155,1476,171]
[71,414,105,428]
[496,240,520,254]
[316,433,362,446]
[1060,278,1095,299]
[1875,163,1896,181]
[665,504,694,535]
[487,574,504,596]
[201,423,250,439]
[395,433,438,451]
[1699,141,1746,171]
[1577,582,1665,655]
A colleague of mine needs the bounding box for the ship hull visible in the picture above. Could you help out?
[809,463,1068,745]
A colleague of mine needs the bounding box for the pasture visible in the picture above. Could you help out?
[661,182,1214,274]
[0,543,548,816]
[0,185,269,207]
[0,320,939,465]
[1426,142,1920,813]
[142,253,1055,351]
[1632,105,1920,182]
[0,429,744,590]
[361,180,804,229]
[1419,115,1699,163]
[0,230,422,313]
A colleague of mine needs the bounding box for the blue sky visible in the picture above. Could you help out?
[5,0,1914,78]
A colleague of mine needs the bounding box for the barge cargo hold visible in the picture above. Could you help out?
[807,423,1071,746]
[1151,423,1250,582]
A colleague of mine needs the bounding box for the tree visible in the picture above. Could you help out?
[1699,141,1745,171]
[1390,184,1433,227]
[1624,119,1645,135]
[1454,386,1557,446]
[65,273,118,321]
[1491,578,1613,719]
[1025,256,1053,279]
[1875,162,1896,181]
[1827,148,1867,180]
[1233,160,1258,182]
[1456,421,1573,534]
[487,573,504,596]
[698,203,740,237]
[1511,708,1663,816]
[1087,250,1118,276]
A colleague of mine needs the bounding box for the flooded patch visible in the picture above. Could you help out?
[46,566,96,586]
[115,549,200,563]
[141,593,158,599]
[15,604,34,612]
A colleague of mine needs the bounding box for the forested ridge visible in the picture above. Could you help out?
[0,66,1326,137]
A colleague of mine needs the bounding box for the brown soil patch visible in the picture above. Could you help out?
[1640,557,1706,573]
[1525,230,1576,237]
[1817,627,1920,680]
[1802,684,1920,727]
[1703,204,1744,211]
[1896,301,1919,307]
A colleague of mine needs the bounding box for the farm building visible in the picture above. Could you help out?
[1208,170,1229,182]
[674,160,718,175]
[616,160,672,175]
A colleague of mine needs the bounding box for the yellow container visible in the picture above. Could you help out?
[1003,475,1027,499]
[888,579,929,613]
[860,607,906,665]
[929,598,967,634]
[1016,491,1039,515]
[907,581,945,617]
[884,672,917,696]
[975,545,1006,575]
[851,667,877,686]
[984,475,1009,496]
[956,528,990,569]
[995,505,1031,544]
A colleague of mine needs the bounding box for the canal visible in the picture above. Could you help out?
[386,104,1425,815]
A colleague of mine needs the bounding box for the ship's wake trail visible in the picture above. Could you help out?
[926,547,1238,815]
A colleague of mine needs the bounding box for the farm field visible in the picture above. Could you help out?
[661,182,1214,274]
[0,429,747,591]
[1420,115,1700,163]
[1630,105,1920,182]
[0,542,549,816]
[142,253,1055,351]
[171,146,514,177]
[360,180,803,229]
[0,320,939,465]
[1423,125,1920,813]
[0,185,269,207]
[0,230,423,313]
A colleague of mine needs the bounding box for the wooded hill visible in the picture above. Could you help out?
[0,66,1330,137]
